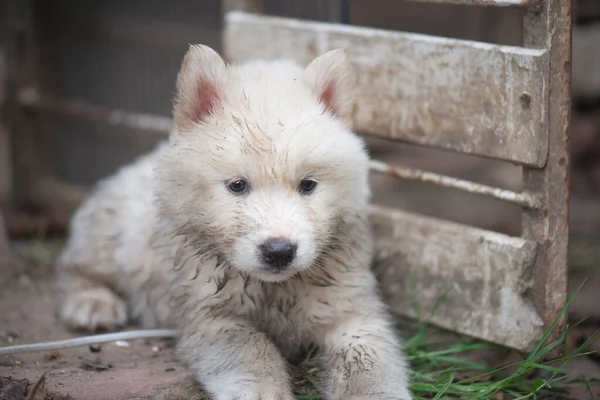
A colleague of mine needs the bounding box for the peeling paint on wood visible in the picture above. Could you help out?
[370,205,544,352]
[224,11,550,166]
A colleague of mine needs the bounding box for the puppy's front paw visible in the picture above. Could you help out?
[59,287,127,332]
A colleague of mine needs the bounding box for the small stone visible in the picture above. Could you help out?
[151,346,160,353]
[89,344,102,353]
[6,333,18,344]
[43,350,61,361]
[80,358,113,372]
[114,340,130,348]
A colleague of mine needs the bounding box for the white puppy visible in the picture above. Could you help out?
[54,44,412,400]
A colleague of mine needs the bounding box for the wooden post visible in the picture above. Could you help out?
[522,0,572,351]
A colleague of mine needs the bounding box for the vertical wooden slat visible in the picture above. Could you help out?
[522,0,572,350]
[5,0,45,208]
[0,210,12,268]
[0,49,12,205]
[326,0,348,23]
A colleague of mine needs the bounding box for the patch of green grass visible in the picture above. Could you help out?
[295,282,599,400]
[404,301,598,399]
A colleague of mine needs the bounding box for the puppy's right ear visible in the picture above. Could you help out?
[302,48,355,126]
[173,45,227,132]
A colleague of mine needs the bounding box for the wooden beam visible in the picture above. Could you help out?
[224,12,550,166]
[370,205,543,352]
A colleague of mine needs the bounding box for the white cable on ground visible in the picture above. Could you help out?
[0,329,178,356]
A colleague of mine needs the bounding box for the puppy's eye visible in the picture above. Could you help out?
[227,179,248,194]
[299,179,318,194]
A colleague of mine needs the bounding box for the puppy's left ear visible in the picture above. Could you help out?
[302,49,356,126]
[173,44,227,133]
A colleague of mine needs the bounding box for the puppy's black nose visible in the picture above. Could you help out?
[260,239,297,269]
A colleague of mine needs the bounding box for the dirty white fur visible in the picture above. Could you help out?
[54,45,412,400]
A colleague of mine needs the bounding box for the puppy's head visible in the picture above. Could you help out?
[157,45,370,282]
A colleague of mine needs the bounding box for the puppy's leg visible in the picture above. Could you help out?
[178,318,295,400]
[317,311,412,400]
[55,255,127,332]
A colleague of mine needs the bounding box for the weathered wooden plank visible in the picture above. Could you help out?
[406,0,538,8]
[369,205,543,352]
[224,11,549,166]
[521,0,571,356]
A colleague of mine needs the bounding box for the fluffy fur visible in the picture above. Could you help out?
[54,45,412,400]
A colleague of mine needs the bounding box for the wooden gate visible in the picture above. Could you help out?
[223,0,572,352]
